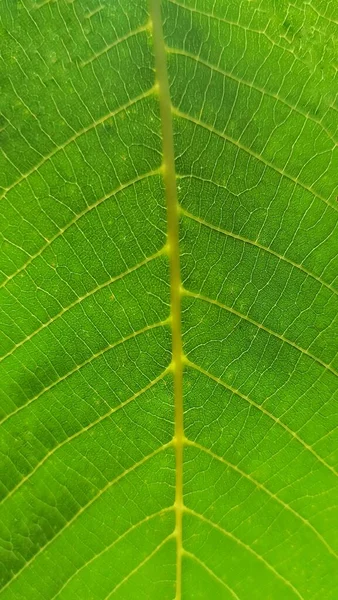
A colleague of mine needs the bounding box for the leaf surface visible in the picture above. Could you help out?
[0,0,338,598]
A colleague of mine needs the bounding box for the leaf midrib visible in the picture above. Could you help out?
[150,1,184,597]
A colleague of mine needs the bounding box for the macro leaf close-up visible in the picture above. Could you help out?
[0,0,338,598]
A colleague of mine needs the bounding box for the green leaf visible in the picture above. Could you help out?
[0,0,337,598]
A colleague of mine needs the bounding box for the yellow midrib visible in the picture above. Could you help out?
[149,1,184,598]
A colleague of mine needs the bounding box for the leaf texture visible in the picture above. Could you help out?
[0,0,338,598]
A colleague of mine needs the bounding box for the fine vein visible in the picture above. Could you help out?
[150,1,184,598]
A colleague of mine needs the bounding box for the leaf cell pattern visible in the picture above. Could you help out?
[0,0,337,599]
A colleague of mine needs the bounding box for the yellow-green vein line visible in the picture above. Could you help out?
[53,509,174,599]
[1,368,171,506]
[150,2,184,598]
[0,442,173,594]
[1,319,169,426]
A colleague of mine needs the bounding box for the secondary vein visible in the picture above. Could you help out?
[149,2,184,598]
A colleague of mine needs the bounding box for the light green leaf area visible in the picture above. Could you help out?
[0,0,338,598]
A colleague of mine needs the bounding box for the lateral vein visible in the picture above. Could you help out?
[0,246,164,365]
[180,206,337,296]
[186,359,337,476]
[183,289,338,377]
[1,368,171,506]
[185,507,304,599]
[0,442,173,593]
[1,320,169,426]
[187,439,338,559]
